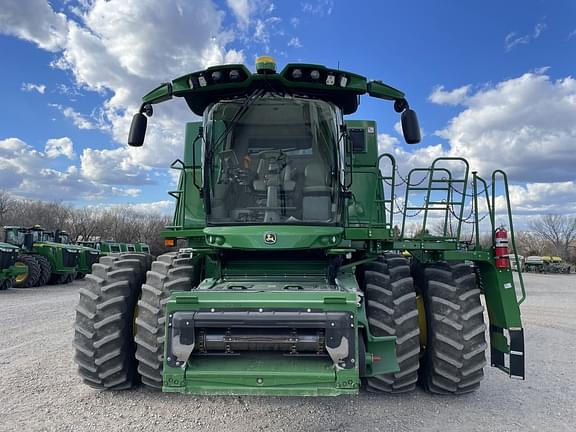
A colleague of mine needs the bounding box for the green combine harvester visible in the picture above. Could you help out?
[0,241,26,290]
[74,57,525,396]
[4,226,80,287]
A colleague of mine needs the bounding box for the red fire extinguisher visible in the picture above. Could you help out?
[495,226,510,269]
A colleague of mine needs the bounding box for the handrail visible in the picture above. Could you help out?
[491,170,526,304]
[377,153,396,229]
[430,157,469,239]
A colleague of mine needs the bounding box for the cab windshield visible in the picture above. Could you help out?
[30,230,43,242]
[205,95,341,225]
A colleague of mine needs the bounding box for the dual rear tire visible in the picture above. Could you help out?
[359,255,486,395]
[73,252,195,390]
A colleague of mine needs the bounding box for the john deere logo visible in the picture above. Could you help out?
[264,233,277,244]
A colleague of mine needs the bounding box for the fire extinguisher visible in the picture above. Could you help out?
[495,226,510,269]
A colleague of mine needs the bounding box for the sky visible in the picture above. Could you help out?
[0,0,575,225]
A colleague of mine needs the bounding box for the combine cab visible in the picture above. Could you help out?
[74,57,525,395]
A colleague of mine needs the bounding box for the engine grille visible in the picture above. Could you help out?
[0,249,17,268]
[86,251,100,267]
[62,249,80,268]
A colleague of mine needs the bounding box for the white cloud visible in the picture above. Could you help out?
[302,0,334,16]
[227,0,251,27]
[505,21,547,51]
[500,181,576,216]
[288,37,302,48]
[21,82,46,94]
[429,85,470,105]
[0,137,138,200]
[569,29,576,39]
[45,137,75,159]
[123,200,174,215]
[437,73,576,183]
[1,0,249,187]
[533,22,547,38]
[80,147,152,186]
[0,0,67,51]
[50,104,102,130]
[378,72,576,222]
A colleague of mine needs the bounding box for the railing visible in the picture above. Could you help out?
[399,157,469,240]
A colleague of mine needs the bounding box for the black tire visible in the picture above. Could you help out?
[0,279,12,290]
[49,273,69,285]
[76,272,86,280]
[412,261,487,394]
[358,253,420,393]
[13,255,41,288]
[134,253,196,389]
[65,272,77,284]
[35,255,52,286]
[73,254,150,389]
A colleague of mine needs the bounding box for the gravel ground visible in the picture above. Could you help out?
[1,273,575,432]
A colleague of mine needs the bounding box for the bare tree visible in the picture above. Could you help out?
[0,190,13,226]
[515,231,551,257]
[529,214,576,260]
[0,191,171,256]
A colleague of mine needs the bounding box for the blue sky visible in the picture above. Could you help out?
[0,0,575,221]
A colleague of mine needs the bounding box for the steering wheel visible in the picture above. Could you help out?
[254,148,297,170]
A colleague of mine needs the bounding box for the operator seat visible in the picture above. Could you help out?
[253,158,296,192]
[302,162,332,221]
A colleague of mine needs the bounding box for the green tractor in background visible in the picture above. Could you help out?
[0,241,27,290]
[134,242,151,253]
[77,240,122,255]
[74,57,525,396]
[119,243,136,253]
[50,230,100,280]
[4,226,80,287]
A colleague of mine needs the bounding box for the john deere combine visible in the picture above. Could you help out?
[74,57,525,395]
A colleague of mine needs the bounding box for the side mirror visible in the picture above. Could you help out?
[401,109,421,144]
[128,113,147,147]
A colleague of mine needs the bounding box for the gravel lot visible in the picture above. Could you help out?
[1,273,575,432]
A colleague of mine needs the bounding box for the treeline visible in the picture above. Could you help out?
[0,191,171,256]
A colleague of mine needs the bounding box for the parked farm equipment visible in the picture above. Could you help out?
[4,226,79,287]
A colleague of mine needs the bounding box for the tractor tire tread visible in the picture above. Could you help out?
[14,255,41,288]
[73,254,151,390]
[361,253,420,394]
[412,261,486,395]
[134,253,195,390]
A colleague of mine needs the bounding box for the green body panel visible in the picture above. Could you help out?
[204,226,343,250]
[164,289,373,396]
[134,243,151,253]
[31,242,79,275]
[119,243,136,253]
[131,60,525,395]
[0,241,25,281]
[0,265,27,280]
[77,247,100,274]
